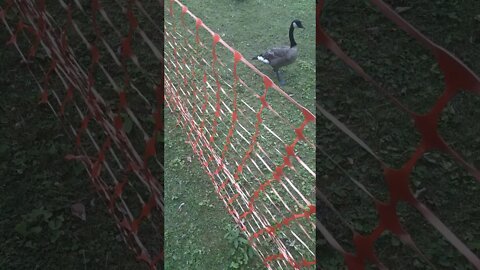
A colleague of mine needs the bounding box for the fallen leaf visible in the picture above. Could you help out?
[71,203,86,221]
[395,7,412,14]
[178,202,185,211]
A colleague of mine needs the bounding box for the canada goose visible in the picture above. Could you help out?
[252,19,304,86]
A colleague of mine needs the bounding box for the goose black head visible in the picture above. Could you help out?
[292,19,304,29]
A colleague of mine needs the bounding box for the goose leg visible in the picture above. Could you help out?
[274,69,286,86]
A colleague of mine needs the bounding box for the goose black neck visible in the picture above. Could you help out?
[289,23,296,48]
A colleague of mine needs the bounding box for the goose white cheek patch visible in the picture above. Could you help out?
[293,22,298,28]
[257,56,270,64]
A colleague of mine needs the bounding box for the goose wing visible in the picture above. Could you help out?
[260,45,290,62]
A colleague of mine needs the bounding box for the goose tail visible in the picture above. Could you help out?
[252,54,270,64]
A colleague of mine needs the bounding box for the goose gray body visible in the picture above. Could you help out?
[252,19,304,86]
[256,45,298,69]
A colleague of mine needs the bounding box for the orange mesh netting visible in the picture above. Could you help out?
[164,0,316,269]
[316,0,480,269]
[2,0,164,268]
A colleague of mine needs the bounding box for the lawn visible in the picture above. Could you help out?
[179,0,316,112]
[4,0,478,269]
[0,1,163,269]
[317,0,480,269]
[1,0,314,268]
[0,24,140,269]
[164,0,316,269]
[164,115,263,269]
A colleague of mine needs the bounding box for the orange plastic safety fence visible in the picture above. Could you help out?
[164,0,316,269]
[2,0,164,269]
[316,1,480,269]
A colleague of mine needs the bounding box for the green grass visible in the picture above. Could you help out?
[6,0,478,269]
[180,0,316,112]
[0,1,168,269]
[164,0,316,268]
[0,28,141,269]
[318,1,480,269]
[164,115,263,269]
